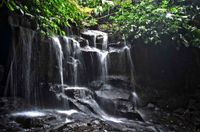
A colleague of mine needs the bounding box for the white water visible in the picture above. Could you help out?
[82,30,108,50]
[11,111,46,117]
[80,45,109,81]
[124,46,135,83]
[6,28,140,124]
[64,86,91,91]
[52,37,64,87]
[56,109,78,115]
[58,32,138,122]
[63,37,83,86]
[98,51,109,81]
[81,96,123,123]
[52,37,68,108]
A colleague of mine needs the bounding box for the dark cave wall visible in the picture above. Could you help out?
[0,6,12,92]
[0,6,12,65]
[131,39,200,110]
[0,8,63,107]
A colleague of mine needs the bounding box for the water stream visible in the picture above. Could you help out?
[5,29,140,125]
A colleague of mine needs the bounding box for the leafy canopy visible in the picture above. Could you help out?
[1,0,87,36]
[1,0,200,47]
[109,0,200,47]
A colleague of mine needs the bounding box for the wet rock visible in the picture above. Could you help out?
[108,49,129,76]
[1,97,199,132]
[78,37,89,47]
[95,85,130,100]
[81,50,99,82]
[89,81,104,91]
[8,14,37,30]
[94,86,143,121]
[107,76,131,90]
[0,97,31,114]
[120,111,144,122]
[11,116,44,128]
[81,30,108,50]
[132,41,200,110]
[63,86,94,99]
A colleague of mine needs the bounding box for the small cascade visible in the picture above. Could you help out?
[80,30,109,82]
[61,86,123,123]
[108,36,138,110]
[69,57,79,86]
[50,30,141,121]
[52,37,69,108]
[123,36,138,110]
[98,51,109,81]
[52,37,64,87]
[123,44,135,84]
[63,36,83,86]
[81,30,108,50]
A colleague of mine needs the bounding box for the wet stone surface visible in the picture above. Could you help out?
[0,97,199,132]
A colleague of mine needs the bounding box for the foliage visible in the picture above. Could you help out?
[78,0,114,26]
[109,0,200,47]
[1,0,200,47]
[1,0,87,36]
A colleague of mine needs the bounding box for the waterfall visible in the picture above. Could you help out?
[5,27,142,123]
[52,37,69,108]
[52,37,65,99]
[97,50,109,82]
[123,36,138,110]
[108,37,138,110]
[52,37,64,87]
[63,36,83,86]
[81,30,109,82]
[22,28,34,104]
[124,43,135,84]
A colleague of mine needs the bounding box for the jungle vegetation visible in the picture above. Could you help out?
[1,0,200,47]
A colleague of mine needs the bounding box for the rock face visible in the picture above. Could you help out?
[0,97,199,132]
[131,39,200,110]
[0,11,137,116]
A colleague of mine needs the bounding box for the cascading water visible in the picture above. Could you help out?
[98,51,109,81]
[63,36,83,86]
[4,27,35,104]
[108,36,139,110]
[52,37,70,109]
[5,28,142,127]
[123,37,138,110]
[81,30,108,50]
[52,37,64,87]
[0,18,181,132]
[81,30,109,82]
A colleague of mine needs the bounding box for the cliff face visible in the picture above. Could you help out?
[0,7,12,93]
[131,39,200,110]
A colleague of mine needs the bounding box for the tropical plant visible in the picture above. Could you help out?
[78,0,114,27]
[109,0,200,47]
[1,0,87,36]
